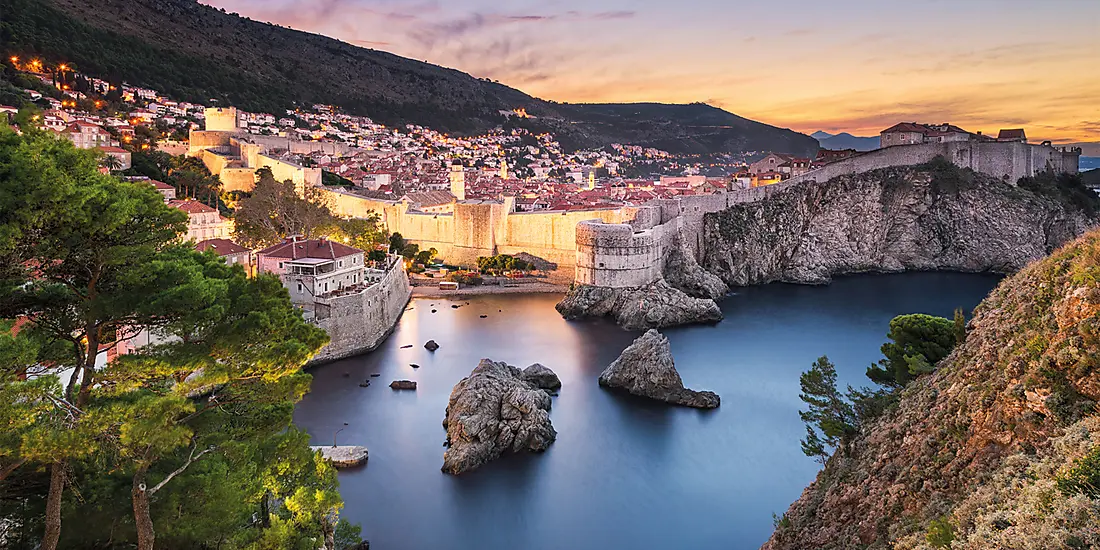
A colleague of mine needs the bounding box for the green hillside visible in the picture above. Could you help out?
[0,0,818,156]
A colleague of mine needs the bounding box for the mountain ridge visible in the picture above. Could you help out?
[1,0,818,156]
[813,130,881,151]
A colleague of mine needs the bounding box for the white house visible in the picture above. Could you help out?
[255,237,366,304]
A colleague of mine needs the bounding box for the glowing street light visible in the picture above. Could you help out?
[9,56,17,64]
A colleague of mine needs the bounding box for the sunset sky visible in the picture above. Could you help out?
[205,0,1100,143]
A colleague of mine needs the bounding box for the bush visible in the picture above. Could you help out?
[447,272,483,286]
[926,517,955,548]
[1056,445,1100,499]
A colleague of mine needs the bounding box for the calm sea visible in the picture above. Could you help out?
[293,272,1002,550]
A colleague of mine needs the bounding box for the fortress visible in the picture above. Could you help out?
[191,109,1081,290]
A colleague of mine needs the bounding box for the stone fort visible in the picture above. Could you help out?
[191,109,1080,288]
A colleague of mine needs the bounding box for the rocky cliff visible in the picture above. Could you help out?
[705,161,1098,286]
[766,229,1100,549]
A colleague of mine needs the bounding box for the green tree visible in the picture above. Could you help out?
[0,128,190,549]
[233,168,333,249]
[953,307,967,345]
[866,314,956,388]
[388,232,408,254]
[0,128,353,548]
[331,214,387,252]
[798,356,856,464]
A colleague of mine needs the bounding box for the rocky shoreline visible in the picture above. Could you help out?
[556,280,723,330]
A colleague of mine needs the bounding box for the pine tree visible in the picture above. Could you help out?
[798,356,856,463]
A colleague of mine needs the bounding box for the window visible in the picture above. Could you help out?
[339,261,343,268]
[297,283,303,293]
[278,262,284,269]
[324,282,328,292]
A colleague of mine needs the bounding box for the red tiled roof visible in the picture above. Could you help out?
[195,239,250,256]
[998,129,1026,140]
[147,179,174,190]
[881,122,929,134]
[167,199,217,214]
[257,238,363,260]
[98,146,129,154]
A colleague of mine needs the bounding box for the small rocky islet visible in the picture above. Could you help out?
[441,360,561,475]
[599,329,720,409]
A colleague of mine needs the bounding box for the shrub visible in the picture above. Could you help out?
[926,517,955,548]
[1056,444,1100,499]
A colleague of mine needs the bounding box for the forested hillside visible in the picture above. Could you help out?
[0,0,817,155]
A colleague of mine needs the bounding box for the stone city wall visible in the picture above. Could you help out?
[309,255,411,364]
[789,141,1080,186]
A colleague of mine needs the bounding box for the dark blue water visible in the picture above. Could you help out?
[293,272,1001,550]
[1080,157,1099,172]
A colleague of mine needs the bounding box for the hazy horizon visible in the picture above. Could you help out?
[201,0,1099,144]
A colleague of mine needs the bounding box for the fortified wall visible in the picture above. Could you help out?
[308,255,411,364]
[789,141,1080,185]
[572,186,793,288]
[321,186,639,267]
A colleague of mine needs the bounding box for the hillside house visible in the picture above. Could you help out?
[167,199,233,241]
[256,237,366,305]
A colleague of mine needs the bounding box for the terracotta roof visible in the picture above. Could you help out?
[998,129,1026,140]
[195,239,249,256]
[257,238,363,260]
[98,146,129,154]
[167,199,217,214]
[881,122,929,134]
[147,179,174,190]
[402,190,455,208]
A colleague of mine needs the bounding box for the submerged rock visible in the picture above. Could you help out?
[599,329,719,409]
[556,279,722,330]
[424,340,439,352]
[390,380,417,390]
[441,359,559,474]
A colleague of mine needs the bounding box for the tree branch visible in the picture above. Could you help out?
[147,444,215,496]
[0,457,27,482]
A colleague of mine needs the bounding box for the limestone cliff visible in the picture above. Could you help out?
[766,230,1100,549]
[705,161,1098,286]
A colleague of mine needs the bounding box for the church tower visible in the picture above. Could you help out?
[449,161,466,201]
[499,159,509,180]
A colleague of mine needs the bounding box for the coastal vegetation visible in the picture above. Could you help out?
[773,228,1100,549]
[0,128,363,549]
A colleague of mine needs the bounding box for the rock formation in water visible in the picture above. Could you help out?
[704,161,1099,286]
[766,229,1100,549]
[599,329,719,408]
[556,279,722,330]
[441,359,560,475]
[424,340,439,351]
[389,380,416,390]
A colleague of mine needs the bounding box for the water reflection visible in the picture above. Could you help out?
[293,272,1001,550]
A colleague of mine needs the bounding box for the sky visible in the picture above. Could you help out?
[204,0,1100,143]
